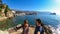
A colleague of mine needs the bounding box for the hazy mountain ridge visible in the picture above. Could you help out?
[12,9,56,15]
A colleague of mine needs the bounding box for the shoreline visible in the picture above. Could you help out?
[2,23,60,34]
[0,24,53,34]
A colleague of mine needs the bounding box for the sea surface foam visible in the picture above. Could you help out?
[48,24,60,34]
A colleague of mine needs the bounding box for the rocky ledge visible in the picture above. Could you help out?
[0,24,53,34]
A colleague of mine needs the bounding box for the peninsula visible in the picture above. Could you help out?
[0,0,14,21]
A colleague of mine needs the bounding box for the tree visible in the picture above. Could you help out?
[0,8,2,12]
[4,5,11,16]
[0,0,2,9]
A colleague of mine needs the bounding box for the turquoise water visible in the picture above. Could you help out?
[14,14,60,28]
[0,14,60,30]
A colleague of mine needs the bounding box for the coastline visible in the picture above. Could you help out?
[0,24,53,34]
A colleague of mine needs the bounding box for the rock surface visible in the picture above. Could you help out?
[0,24,52,34]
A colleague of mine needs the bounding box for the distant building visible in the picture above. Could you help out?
[15,13,26,16]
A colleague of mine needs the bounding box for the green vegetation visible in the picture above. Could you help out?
[0,7,2,13]
[4,5,9,16]
[0,4,12,17]
[0,18,16,30]
[0,3,14,30]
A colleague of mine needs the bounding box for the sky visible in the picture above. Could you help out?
[2,0,60,15]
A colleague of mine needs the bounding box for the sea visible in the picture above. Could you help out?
[14,14,60,34]
[0,13,60,34]
[14,14,60,27]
